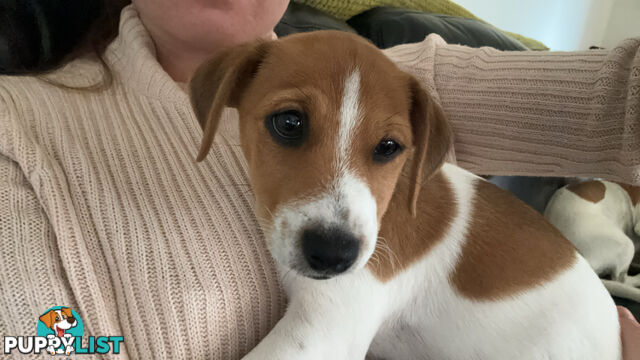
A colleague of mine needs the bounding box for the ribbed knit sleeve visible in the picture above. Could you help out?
[0,154,79,338]
[386,35,640,185]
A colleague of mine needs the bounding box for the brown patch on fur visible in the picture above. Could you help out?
[368,171,456,282]
[190,40,272,162]
[617,182,640,206]
[566,181,606,203]
[452,180,577,300]
[405,78,452,215]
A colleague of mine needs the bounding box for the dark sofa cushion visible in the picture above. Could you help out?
[275,2,357,37]
[486,176,567,214]
[348,7,527,50]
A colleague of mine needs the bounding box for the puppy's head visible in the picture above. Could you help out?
[190,31,451,279]
[39,308,77,336]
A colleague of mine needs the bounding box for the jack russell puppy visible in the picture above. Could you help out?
[545,180,640,302]
[189,31,621,360]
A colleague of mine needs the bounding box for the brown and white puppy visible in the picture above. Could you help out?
[545,180,640,302]
[190,31,620,360]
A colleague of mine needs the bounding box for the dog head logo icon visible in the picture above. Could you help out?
[39,307,78,338]
[36,306,84,355]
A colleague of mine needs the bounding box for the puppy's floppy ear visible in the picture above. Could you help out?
[407,77,453,216]
[39,310,56,329]
[189,40,271,162]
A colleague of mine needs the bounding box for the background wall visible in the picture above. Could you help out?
[601,0,640,48]
[455,0,640,51]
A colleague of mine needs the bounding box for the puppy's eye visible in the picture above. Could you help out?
[373,139,402,163]
[266,110,307,146]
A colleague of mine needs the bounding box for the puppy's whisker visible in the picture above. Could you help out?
[263,206,275,220]
[253,215,275,230]
[255,219,275,232]
[375,237,399,272]
[368,252,381,270]
[281,268,296,284]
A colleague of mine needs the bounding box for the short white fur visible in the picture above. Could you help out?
[336,69,362,174]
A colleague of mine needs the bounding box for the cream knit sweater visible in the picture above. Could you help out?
[1,5,638,359]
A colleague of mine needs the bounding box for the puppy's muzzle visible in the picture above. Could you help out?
[301,226,360,278]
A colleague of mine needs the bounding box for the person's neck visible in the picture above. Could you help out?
[153,31,277,84]
[155,43,207,84]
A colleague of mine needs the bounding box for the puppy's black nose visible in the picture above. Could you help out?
[301,226,360,275]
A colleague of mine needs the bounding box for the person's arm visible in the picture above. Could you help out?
[619,307,640,360]
[385,35,640,185]
[0,153,78,335]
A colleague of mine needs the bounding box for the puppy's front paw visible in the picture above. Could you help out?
[626,274,640,287]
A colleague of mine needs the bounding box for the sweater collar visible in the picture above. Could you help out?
[105,5,189,103]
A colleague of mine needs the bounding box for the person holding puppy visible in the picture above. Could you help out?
[0,0,638,359]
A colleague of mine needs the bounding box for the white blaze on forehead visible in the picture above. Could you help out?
[333,69,378,269]
[336,69,362,173]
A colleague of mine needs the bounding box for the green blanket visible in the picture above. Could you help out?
[294,0,548,50]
